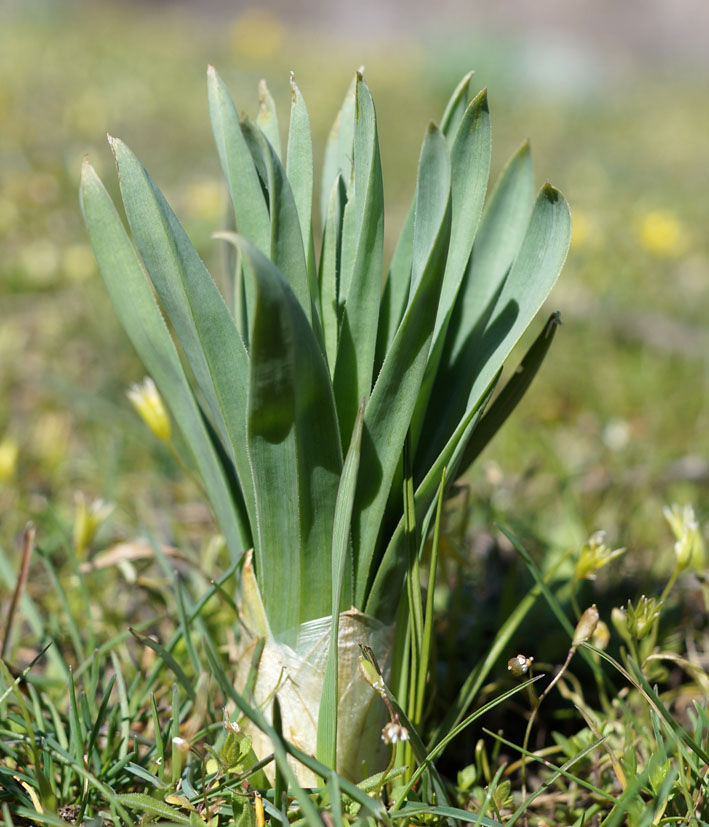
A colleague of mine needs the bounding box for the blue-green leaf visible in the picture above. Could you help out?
[79,161,249,560]
[256,78,281,160]
[207,66,270,257]
[410,89,491,452]
[333,74,385,447]
[242,118,313,326]
[319,173,347,375]
[419,181,570,479]
[440,70,475,142]
[353,123,451,608]
[109,137,256,534]
[287,73,316,283]
[414,141,535,477]
[320,72,357,223]
[238,237,342,633]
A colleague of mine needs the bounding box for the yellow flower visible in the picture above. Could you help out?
[663,504,705,573]
[574,531,626,582]
[73,492,114,557]
[0,436,19,481]
[127,377,171,443]
[637,210,688,257]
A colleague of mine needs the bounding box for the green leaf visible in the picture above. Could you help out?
[287,73,316,282]
[411,89,491,450]
[241,118,313,326]
[238,237,342,633]
[79,161,249,560]
[333,74,385,446]
[256,78,281,160]
[208,66,271,258]
[319,173,347,374]
[374,76,479,378]
[316,399,365,771]
[115,793,191,823]
[458,311,561,473]
[109,137,257,535]
[417,175,570,480]
[320,72,357,223]
[374,204,414,375]
[365,375,495,621]
[353,123,451,609]
[439,70,475,141]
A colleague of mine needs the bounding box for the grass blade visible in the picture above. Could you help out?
[129,628,196,701]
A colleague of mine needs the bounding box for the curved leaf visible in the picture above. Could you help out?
[79,161,249,560]
[110,136,257,532]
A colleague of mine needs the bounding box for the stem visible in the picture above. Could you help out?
[521,646,576,801]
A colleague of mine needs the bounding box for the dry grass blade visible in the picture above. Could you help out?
[2,522,35,659]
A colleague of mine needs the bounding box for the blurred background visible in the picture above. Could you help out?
[1,0,707,577]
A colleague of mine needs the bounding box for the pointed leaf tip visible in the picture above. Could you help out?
[542,182,562,202]
[474,88,489,111]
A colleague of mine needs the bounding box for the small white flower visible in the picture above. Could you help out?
[381,719,409,745]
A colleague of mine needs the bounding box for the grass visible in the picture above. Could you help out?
[2,1,709,823]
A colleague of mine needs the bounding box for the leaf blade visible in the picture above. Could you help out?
[353,123,451,608]
[79,161,249,559]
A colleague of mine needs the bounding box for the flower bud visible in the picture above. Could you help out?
[611,606,629,640]
[507,653,534,677]
[591,620,610,650]
[127,377,171,443]
[573,604,599,647]
[627,595,660,640]
[358,655,385,695]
